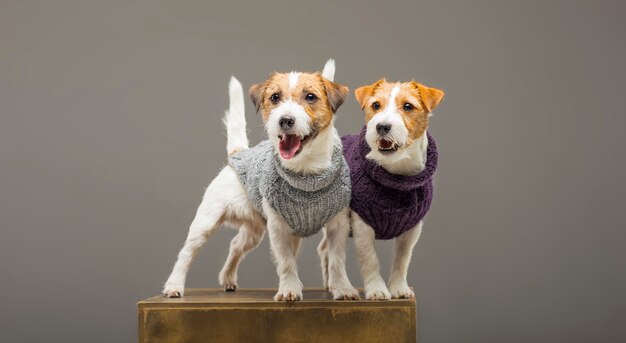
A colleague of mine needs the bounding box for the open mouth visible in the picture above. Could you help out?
[278,133,312,159]
[378,139,398,153]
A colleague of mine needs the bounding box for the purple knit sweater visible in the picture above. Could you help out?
[341,128,438,240]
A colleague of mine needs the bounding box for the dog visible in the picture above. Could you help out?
[163,60,360,301]
[318,79,444,300]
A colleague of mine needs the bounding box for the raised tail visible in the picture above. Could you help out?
[322,58,335,82]
[224,76,249,156]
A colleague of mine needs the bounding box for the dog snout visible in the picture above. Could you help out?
[376,123,392,136]
[279,116,295,130]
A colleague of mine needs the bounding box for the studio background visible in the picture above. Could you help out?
[2,1,625,342]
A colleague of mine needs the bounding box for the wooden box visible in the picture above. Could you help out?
[138,288,416,342]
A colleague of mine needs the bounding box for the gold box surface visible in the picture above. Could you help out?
[138,288,417,342]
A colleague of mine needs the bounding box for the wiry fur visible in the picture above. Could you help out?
[279,122,339,174]
[224,76,248,155]
[319,79,444,300]
[163,60,358,301]
[322,59,336,82]
[366,128,428,175]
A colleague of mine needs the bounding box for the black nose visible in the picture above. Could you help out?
[376,123,392,135]
[279,116,295,130]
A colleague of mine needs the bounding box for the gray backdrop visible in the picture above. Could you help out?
[2,1,625,342]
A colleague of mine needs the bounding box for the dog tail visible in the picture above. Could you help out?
[224,76,249,156]
[322,58,335,82]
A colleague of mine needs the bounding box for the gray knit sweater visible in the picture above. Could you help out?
[228,140,351,237]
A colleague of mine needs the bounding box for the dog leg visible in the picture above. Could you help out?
[162,169,232,298]
[352,212,391,300]
[326,208,360,300]
[388,221,423,299]
[317,229,329,290]
[218,223,265,291]
[162,203,224,297]
[263,199,303,301]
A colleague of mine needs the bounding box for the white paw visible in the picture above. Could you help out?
[365,286,391,300]
[162,282,184,298]
[332,286,360,300]
[219,272,238,292]
[389,282,414,299]
[364,278,391,300]
[274,288,303,301]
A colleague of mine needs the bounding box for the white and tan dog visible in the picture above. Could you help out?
[163,60,359,301]
[319,79,444,300]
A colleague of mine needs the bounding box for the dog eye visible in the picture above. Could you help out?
[403,103,414,111]
[305,93,318,102]
[270,93,280,103]
[372,102,381,110]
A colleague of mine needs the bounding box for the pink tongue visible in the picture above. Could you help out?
[279,134,302,159]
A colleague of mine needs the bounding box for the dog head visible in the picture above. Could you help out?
[355,79,444,156]
[249,68,348,161]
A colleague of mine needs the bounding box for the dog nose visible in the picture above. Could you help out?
[279,116,295,130]
[376,123,392,135]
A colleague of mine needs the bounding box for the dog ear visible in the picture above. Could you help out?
[249,82,265,113]
[354,85,373,110]
[323,79,349,113]
[414,82,445,113]
[354,79,384,110]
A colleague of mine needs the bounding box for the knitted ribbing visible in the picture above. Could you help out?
[341,127,438,240]
[228,140,351,237]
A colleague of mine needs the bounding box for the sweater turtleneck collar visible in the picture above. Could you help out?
[272,142,345,192]
[357,127,438,191]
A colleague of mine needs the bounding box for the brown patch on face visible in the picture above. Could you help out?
[249,72,348,133]
[354,79,385,110]
[354,79,445,143]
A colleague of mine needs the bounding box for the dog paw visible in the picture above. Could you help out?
[364,280,391,300]
[389,282,414,299]
[162,284,184,298]
[274,289,303,301]
[332,286,361,300]
[365,287,391,300]
[223,283,237,292]
[219,273,238,292]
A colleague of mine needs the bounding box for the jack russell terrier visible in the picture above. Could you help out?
[163,60,360,301]
[318,79,444,300]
